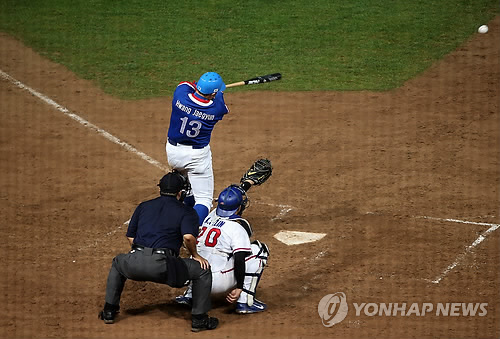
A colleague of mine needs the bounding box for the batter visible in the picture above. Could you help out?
[166,72,229,224]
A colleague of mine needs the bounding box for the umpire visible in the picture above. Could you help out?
[98,171,218,332]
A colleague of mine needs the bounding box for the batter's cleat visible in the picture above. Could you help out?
[175,294,193,306]
[191,315,219,332]
[235,299,267,314]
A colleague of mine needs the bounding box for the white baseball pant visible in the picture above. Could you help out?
[165,141,214,212]
[184,243,267,304]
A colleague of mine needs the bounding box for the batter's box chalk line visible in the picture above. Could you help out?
[1,69,322,250]
[365,212,500,283]
[420,216,500,284]
[254,201,294,221]
[389,213,499,284]
[254,202,327,246]
[75,220,130,255]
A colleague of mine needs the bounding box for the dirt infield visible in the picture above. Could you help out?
[0,17,499,339]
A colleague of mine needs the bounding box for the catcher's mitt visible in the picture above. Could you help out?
[241,158,272,186]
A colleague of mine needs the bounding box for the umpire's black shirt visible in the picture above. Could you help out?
[126,195,199,256]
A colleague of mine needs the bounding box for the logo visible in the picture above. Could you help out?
[352,302,488,317]
[318,292,348,327]
[253,303,265,310]
[318,292,489,328]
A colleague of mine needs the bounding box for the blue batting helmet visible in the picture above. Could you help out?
[196,72,226,95]
[216,185,248,217]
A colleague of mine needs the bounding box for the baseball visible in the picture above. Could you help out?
[478,25,488,34]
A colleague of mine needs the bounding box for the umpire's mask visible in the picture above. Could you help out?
[158,171,190,201]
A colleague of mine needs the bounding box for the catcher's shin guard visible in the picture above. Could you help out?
[242,240,270,306]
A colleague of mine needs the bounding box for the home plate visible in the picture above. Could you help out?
[273,230,326,245]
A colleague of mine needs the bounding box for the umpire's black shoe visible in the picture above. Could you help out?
[98,303,119,324]
[191,314,219,332]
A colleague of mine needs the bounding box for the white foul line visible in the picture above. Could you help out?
[1,69,292,220]
[1,69,297,252]
[3,68,301,253]
[417,216,500,284]
[0,69,169,172]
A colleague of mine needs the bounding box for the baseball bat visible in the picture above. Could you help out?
[225,73,282,88]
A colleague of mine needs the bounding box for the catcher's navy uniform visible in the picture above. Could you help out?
[166,73,229,225]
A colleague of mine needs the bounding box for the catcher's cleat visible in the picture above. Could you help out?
[235,299,267,314]
[175,294,193,306]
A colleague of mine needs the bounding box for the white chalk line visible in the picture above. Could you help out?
[77,222,128,251]
[271,204,293,221]
[1,69,294,220]
[0,69,169,172]
[77,220,132,253]
[77,198,294,253]
[254,201,294,221]
[415,215,500,228]
[365,212,500,283]
[416,216,500,284]
[83,200,294,252]
[2,69,300,254]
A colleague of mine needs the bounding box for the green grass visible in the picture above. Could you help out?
[0,0,498,99]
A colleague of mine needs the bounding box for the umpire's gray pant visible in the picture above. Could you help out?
[104,249,211,315]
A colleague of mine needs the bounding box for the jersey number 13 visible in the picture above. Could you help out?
[179,117,201,138]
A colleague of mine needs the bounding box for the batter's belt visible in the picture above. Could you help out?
[168,138,206,149]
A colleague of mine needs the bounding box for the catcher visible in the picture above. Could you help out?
[176,159,272,313]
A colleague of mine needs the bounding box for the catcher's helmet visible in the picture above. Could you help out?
[216,185,248,217]
[196,72,226,95]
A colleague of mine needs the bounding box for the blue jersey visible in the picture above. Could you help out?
[167,81,229,148]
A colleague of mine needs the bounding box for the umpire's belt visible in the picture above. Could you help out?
[168,139,205,149]
[132,244,175,257]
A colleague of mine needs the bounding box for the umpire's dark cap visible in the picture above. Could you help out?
[158,172,184,194]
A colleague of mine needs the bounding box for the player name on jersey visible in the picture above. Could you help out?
[175,100,215,120]
[204,216,226,228]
